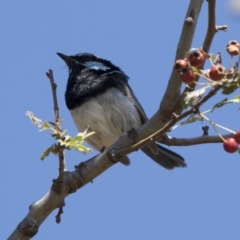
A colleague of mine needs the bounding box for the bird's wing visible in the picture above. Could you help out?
[123,84,159,155]
[124,83,186,169]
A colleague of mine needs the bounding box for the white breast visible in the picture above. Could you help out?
[70,88,142,151]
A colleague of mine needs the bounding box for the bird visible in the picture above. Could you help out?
[57,52,186,170]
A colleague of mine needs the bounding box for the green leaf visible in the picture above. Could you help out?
[39,121,52,131]
[70,132,94,153]
[231,95,240,103]
[222,70,240,94]
[73,144,92,153]
[40,146,54,160]
[56,131,94,153]
[60,129,68,137]
[77,131,95,140]
[211,95,240,111]
[209,53,215,63]
[58,139,68,147]
[70,135,85,143]
[68,139,91,153]
[26,112,56,133]
[190,66,201,75]
[212,98,228,111]
[64,135,71,142]
[26,111,43,128]
[222,85,238,95]
[182,86,210,108]
[27,110,95,157]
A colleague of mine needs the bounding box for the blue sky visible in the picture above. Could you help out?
[2,1,240,239]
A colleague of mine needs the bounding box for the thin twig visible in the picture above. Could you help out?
[216,25,228,32]
[199,112,235,132]
[199,112,226,141]
[46,70,65,187]
[46,70,60,125]
[55,201,65,224]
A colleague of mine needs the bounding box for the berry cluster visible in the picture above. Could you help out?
[174,40,240,154]
[174,40,240,83]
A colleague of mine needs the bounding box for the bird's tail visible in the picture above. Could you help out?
[141,144,186,170]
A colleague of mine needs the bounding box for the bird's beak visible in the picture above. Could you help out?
[56,52,76,67]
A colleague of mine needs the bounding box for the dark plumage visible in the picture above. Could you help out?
[57,52,186,169]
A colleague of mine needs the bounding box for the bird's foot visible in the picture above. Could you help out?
[127,128,138,143]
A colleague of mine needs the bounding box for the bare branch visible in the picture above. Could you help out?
[216,25,228,32]
[202,0,216,52]
[46,70,60,124]
[160,133,234,146]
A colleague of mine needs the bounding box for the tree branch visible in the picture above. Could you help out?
[160,133,234,146]
[159,0,204,122]
[202,0,216,52]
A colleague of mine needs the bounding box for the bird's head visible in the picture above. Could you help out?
[56,52,122,75]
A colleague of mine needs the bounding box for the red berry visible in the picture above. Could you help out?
[179,68,195,83]
[234,131,240,144]
[226,40,240,56]
[223,138,238,153]
[209,65,225,81]
[188,50,205,68]
[174,59,189,72]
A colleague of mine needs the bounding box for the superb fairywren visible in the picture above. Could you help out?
[57,52,186,169]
